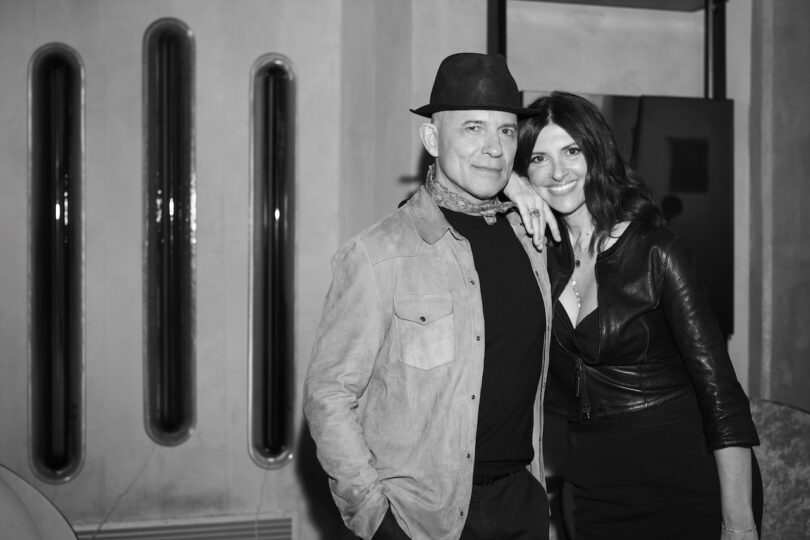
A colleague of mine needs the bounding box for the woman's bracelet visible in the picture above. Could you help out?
[721,522,756,534]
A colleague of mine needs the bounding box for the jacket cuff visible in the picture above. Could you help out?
[343,488,388,539]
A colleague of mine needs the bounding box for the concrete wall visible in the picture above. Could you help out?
[339,0,489,242]
[727,0,754,393]
[508,1,703,97]
[750,0,810,410]
[0,1,343,538]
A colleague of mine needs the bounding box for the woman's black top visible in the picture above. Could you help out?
[545,220,759,450]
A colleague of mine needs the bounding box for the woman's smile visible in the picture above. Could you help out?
[546,180,578,194]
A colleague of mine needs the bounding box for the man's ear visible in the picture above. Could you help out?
[418,122,440,158]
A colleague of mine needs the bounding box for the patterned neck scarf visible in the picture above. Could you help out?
[424,164,514,225]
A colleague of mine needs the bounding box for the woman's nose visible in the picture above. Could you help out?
[551,160,568,181]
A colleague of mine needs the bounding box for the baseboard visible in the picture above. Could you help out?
[73,513,294,540]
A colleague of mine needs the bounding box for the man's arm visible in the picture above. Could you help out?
[303,238,390,538]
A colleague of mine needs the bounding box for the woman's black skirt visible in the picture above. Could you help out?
[562,394,762,540]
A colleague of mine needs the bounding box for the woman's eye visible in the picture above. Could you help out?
[529,155,545,164]
[567,146,581,156]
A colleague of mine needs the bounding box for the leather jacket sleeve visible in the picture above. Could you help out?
[658,234,759,450]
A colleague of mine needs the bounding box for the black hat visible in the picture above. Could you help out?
[410,52,538,118]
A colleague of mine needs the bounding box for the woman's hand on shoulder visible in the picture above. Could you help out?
[504,171,561,250]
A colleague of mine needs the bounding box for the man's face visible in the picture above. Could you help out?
[429,109,518,203]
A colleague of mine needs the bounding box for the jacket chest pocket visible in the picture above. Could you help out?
[394,293,455,370]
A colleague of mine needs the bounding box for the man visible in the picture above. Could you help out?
[304,53,553,540]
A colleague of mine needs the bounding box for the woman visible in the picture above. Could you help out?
[511,91,762,539]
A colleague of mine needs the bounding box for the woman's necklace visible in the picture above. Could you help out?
[570,277,582,310]
[569,231,594,311]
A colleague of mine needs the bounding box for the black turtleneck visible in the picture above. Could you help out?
[440,208,545,476]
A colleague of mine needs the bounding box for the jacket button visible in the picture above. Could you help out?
[475,336,480,341]
[460,510,464,517]
[466,453,471,459]
[470,279,476,285]
[419,316,426,322]
[471,394,475,400]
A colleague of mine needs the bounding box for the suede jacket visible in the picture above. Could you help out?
[545,220,759,450]
[303,186,552,540]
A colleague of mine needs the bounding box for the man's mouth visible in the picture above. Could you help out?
[473,165,503,174]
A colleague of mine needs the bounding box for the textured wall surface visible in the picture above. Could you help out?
[750,0,810,410]
[0,2,342,539]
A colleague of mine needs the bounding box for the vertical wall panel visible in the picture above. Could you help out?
[248,54,295,468]
[29,43,85,482]
[143,18,196,445]
[750,0,810,409]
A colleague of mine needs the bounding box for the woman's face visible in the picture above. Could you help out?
[526,122,588,219]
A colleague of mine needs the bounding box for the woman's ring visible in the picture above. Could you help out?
[529,208,541,217]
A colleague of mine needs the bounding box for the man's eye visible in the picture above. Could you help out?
[501,128,516,136]
[466,125,482,132]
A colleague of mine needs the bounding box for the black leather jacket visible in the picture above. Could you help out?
[546,220,759,450]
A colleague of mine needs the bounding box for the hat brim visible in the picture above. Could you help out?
[410,103,541,118]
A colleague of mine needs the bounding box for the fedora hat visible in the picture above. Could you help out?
[410,52,538,118]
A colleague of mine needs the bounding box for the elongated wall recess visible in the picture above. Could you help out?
[143,18,196,446]
[29,43,85,482]
[248,54,296,468]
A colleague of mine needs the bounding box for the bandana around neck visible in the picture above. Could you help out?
[424,164,514,225]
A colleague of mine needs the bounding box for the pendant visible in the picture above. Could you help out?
[575,259,581,268]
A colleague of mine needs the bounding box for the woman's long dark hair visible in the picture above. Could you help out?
[514,91,663,253]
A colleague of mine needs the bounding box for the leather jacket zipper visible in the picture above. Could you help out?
[574,357,591,420]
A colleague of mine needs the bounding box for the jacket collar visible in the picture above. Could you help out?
[406,185,464,244]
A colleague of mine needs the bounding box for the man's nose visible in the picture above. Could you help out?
[482,131,503,157]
